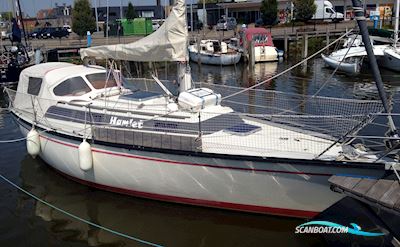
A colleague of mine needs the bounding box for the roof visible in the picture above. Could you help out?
[21,62,74,79]
[44,64,106,87]
[217,1,262,9]
[245,27,271,36]
[244,28,274,47]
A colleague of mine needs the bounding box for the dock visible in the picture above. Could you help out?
[329,175,400,214]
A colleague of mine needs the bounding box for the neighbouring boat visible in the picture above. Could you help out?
[378,47,400,71]
[321,53,361,74]
[188,40,241,65]
[1,2,42,84]
[243,27,280,62]
[322,35,389,74]
[0,43,38,83]
[5,0,398,218]
[377,0,400,72]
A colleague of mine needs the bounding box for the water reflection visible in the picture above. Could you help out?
[189,62,279,89]
[18,156,323,247]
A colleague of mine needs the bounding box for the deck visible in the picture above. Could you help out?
[329,175,400,213]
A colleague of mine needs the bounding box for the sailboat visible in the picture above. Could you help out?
[0,0,41,84]
[377,0,400,72]
[4,0,399,218]
[323,2,400,74]
[188,39,242,65]
[321,34,389,74]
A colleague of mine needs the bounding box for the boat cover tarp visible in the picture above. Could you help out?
[80,0,188,62]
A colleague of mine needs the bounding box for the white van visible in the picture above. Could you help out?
[313,0,344,21]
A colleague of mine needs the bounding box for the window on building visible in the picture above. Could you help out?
[86,73,118,89]
[53,77,91,96]
[27,77,42,96]
[141,11,154,18]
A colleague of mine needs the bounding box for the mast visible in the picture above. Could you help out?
[94,0,99,32]
[351,0,397,134]
[395,0,399,47]
[16,0,28,47]
[106,0,109,44]
[190,1,193,33]
[202,0,205,37]
[120,0,123,19]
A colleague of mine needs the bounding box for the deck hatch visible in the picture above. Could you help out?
[120,91,162,101]
[224,123,261,136]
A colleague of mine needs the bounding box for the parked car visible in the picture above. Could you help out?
[216,17,237,31]
[1,30,11,40]
[29,28,44,39]
[187,20,203,31]
[254,17,279,27]
[41,27,69,39]
[152,20,160,31]
[63,24,72,33]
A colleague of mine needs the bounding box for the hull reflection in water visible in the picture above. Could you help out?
[19,156,324,246]
[190,61,278,87]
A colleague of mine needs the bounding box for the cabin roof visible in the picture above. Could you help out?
[20,62,75,79]
[244,28,274,47]
[245,28,271,36]
[44,64,106,87]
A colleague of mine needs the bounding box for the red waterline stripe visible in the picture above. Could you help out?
[55,168,319,219]
[39,135,333,176]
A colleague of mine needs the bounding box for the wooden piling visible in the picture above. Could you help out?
[243,33,248,63]
[249,40,255,69]
[302,33,308,59]
[284,29,288,59]
[196,35,201,67]
[326,26,330,53]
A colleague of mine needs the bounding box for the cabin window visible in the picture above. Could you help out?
[27,77,42,96]
[252,34,268,43]
[53,76,91,96]
[326,8,334,14]
[86,73,118,89]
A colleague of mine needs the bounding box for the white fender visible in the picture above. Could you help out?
[27,128,40,158]
[167,102,178,112]
[79,140,93,171]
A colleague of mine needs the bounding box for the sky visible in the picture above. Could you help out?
[1,0,195,17]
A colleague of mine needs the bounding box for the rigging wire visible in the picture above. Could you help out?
[276,30,361,115]
[221,29,355,100]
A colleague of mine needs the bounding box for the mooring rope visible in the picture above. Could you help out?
[0,173,163,247]
[222,29,355,100]
[0,136,31,143]
[0,127,52,144]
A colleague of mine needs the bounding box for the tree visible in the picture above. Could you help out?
[126,2,137,20]
[0,12,13,21]
[294,0,316,22]
[72,0,96,38]
[261,0,278,26]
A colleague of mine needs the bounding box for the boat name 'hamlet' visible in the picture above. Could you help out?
[109,117,144,128]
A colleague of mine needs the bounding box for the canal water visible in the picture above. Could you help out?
[0,58,399,247]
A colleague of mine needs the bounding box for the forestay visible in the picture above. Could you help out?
[80,0,188,62]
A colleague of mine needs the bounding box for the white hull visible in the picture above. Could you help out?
[321,54,360,74]
[17,118,384,218]
[322,45,389,74]
[378,47,400,72]
[189,49,241,66]
[254,46,278,62]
